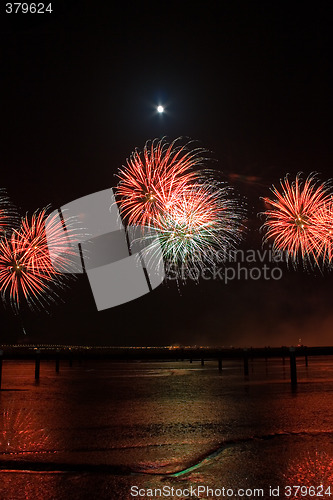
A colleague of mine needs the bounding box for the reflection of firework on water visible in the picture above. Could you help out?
[0,208,77,312]
[137,181,245,279]
[261,173,332,268]
[0,409,52,454]
[284,450,333,499]
[116,137,208,227]
[0,189,18,235]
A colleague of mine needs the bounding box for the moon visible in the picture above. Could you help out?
[157,105,164,113]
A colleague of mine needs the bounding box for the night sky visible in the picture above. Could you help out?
[1,2,332,346]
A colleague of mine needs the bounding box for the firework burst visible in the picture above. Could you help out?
[136,181,245,279]
[261,173,333,268]
[0,208,77,312]
[116,137,209,227]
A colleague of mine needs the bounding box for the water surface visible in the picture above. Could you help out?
[1,356,333,499]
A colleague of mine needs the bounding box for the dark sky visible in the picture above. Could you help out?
[0,1,332,346]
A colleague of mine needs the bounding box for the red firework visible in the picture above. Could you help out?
[0,208,75,311]
[135,180,244,277]
[116,138,207,226]
[262,173,333,267]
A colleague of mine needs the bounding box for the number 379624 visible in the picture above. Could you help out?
[5,3,53,14]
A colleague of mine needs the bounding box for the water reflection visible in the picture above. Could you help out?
[0,359,333,499]
[284,450,333,499]
[0,409,52,455]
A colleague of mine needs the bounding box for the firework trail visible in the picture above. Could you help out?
[0,208,77,312]
[134,180,245,279]
[116,137,209,227]
[261,173,333,268]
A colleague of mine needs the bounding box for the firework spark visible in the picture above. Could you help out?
[261,173,333,268]
[135,181,245,279]
[0,208,77,312]
[116,137,209,227]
